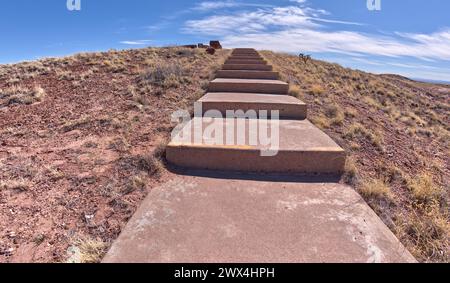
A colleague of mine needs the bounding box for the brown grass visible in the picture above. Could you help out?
[0,46,229,263]
[359,179,392,200]
[76,239,108,263]
[0,85,45,107]
[261,50,449,262]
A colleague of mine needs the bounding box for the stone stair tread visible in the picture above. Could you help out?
[225,59,267,65]
[209,78,289,94]
[169,117,341,151]
[222,64,273,71]
[216,70,279,80]
[228,56,264,60]
[211,78,287,85]
[167,118,346,173]
[200,92,305,105]
[198,93,307,120]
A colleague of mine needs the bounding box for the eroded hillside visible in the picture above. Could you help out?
[0,47,228,262]
[0,47,448,263]
[262,51,449,262]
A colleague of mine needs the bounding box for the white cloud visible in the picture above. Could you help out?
[184,6,322,34]
[183,5,450,62]
[221,28,450,61]
[120,40,152,45]
[193,1,272,12]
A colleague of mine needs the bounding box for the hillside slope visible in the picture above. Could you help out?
[262,51,449,262]
[0,47,448,263]
[0,47,227,262]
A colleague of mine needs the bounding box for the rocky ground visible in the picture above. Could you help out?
[0,47,228,262]
[262,51,449,262]
[0,47,448,263]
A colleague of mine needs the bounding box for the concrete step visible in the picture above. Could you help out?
[166,118,346,173]
[228,56,264,60]
[227,56,264,61]
[232,52,260,57]
[208,78,288,94]
[198,93,307,120]
[233,49,258,53]
[222,64,273,71]
[103,174,417,263]
[234,48,257,51]
[225,59,267,65]
[216,70,279,80]
[233,49,258,52]
[232,53,260,57]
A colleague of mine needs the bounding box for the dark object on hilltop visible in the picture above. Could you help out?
[198,43,208,49]
[206,47,216,55]
[299,53,311,64]
[210,41,222,49]
[181,44,197,49]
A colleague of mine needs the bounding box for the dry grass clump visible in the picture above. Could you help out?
[392,173,447,262]
[344,123,384,151]
[310,114,330,130]
[0,179,30,191]
[359,178,392,200]
[138,62,185,88]
[136,140,168,177]
[408,173,444,205]
[324,103,345,126]
[309,84,325,96]
[288,84,302,98]
[137,154,164,177]
[0,85,45,107]
[343,156,359,185]
[396,210,449,262]
[76,238,108,263]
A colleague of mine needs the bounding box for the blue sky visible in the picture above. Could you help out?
[1,0,449,81]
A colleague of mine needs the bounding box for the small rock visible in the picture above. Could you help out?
[209,40,222,49]
[206,47,216,55]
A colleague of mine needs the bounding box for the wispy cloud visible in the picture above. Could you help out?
[119,40,152,45]
[184,5,450,62]
[193,1,273,12]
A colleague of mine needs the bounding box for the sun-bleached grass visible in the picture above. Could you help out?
[0,85,46,107]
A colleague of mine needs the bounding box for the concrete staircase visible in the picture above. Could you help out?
[103,48,416,263]
[166,48,346,174]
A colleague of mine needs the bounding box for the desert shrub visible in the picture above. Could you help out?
[0,85,46,107]
[397,209,449,262]
[343,156,359,185]
[288,84,301,98]
[309,84,325,96]
[325,103,345,126]
[408,173,444,206]
[344,123,384,151]
[359,178,392,200]
[76,239,108,263]
[139,62,184,88]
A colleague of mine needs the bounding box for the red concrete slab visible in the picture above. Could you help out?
[232,51,259,55]
[225,59,267,65]
[198,92,307,120]
[228,56,264,60]
[166,118,346,173]
[216,70,279,80]
[222,64,273,71]
[209,78,288,94]
[103,174,417,263]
